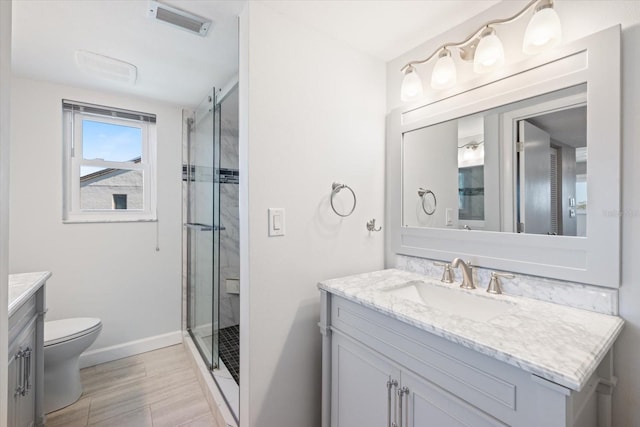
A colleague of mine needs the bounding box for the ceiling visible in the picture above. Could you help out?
[12,0,244,107]
[11,0,499,107]
[264,1,500,61]
[528,106,587,149]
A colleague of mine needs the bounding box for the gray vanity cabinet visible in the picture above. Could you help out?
[332,331,504,427]
[8,322,37,427]
[331,333,401,426]
[400,368,506,427]
[8,289,45,427]
[321,291,613,427]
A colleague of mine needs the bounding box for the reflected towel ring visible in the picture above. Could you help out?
[418,188,436,215]
[331,182,357,217]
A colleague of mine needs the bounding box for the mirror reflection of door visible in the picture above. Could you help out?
[516,104,586,236]
[518,121,552,234]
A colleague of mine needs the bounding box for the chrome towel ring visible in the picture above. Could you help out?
[331,182,357,217]
[418,188,436,215]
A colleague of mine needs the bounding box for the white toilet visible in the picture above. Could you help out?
[44,318,102,413]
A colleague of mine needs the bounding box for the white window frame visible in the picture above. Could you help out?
[62,101,157,223]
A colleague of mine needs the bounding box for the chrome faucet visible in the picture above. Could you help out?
[451,258,475,289]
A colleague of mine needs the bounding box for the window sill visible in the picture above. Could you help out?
[62,217,158,224]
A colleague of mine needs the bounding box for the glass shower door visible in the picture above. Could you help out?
[187,88,221,369]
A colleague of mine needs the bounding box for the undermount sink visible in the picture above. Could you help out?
[384,280,514,322]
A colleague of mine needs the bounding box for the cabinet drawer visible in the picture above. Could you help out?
[9,294,36,345]
[330,296,532,424]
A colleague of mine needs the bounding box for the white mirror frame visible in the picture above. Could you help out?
[386,25,621,288]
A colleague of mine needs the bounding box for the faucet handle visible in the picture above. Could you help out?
[487,272,515,295]
[434,262,454,283]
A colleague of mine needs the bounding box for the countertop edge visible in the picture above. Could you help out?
[8,271,51,317]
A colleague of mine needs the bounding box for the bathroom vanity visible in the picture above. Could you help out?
[8,271,49,427]
[319,269,623,427]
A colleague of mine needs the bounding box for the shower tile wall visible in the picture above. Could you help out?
[219,88,240,329]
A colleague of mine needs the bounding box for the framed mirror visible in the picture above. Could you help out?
[402,84,586,236]
[386,26,620,287]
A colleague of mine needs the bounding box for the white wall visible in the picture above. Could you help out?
[240,2,386,426]
[9,77,183,360]
[403,120,458,228]
[386,2,640,425]
[0,1,11,425]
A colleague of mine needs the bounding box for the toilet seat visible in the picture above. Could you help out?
[45,318,102,347]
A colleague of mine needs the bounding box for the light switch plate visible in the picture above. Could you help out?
[268,208,285,236]
[445,208,453,226]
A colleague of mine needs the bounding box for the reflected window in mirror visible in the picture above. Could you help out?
[457,115,485,227]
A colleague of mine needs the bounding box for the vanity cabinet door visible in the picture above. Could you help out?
[17,326,36,427]
[331,333,401,427]
[7,317,37,427]
[8,349,20,426]
[401,369,508,427]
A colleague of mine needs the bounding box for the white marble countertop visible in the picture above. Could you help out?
[9,271,51,317]
[319,269,624,392]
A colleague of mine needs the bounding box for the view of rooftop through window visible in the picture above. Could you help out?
[81,119,142,176]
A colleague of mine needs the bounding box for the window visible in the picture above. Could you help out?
[112,194,128,210]
[63,100,157,222]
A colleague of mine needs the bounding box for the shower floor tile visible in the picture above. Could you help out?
[219,325,240,385]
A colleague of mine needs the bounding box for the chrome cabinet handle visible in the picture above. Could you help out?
[402,387,409,427]
[22,347,32,396]
[396,387,409,427]
[397,387,404,427]
[14,349,24,397]
[387,378,398,427]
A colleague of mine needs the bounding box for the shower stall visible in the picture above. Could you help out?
[184,84,239,416]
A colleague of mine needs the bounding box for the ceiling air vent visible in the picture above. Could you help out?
[75,50,137,85]
[147,1,212,37]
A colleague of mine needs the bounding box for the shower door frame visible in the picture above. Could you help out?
[186,87,221,371]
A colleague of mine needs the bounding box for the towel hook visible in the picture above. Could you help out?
[331,182,357,217]
[366,219,382,232]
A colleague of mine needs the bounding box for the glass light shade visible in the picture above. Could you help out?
[431,51,457,90]
[473,31,505,73]
[400,66,423,101]
[523,7,562,54]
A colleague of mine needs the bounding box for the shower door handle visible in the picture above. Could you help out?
[184,223,226,232]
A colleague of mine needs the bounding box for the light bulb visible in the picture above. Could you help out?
[473,27,505,74]
[463,147,476,161]
[400,65,423,101]
[523,6,562,54]
[431,49,457,90]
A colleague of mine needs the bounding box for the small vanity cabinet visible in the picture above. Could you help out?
[8,272,49,427]
[319,274,622,427]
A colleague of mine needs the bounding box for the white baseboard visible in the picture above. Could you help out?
[79,330,183,368]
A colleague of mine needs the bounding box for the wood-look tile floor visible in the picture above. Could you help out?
[45,344,219,427]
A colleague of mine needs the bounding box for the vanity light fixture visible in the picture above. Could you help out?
[430,49,457,90]
[459,141,485,162]
[473,27,505,73]
[400,0,562,100]
[400,65,424,101]
[523,2,562,54]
